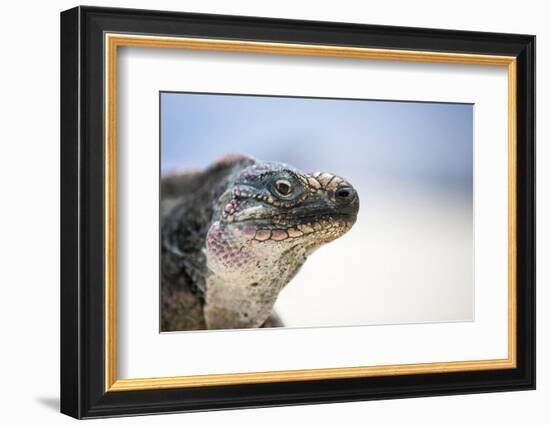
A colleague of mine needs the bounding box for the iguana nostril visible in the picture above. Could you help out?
[335,187,355,202]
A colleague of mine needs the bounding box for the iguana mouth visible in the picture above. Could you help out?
[223,211,357,247]
[229,210,357,225]
[248,215,355,243]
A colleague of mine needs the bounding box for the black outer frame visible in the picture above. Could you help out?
[60,5,536,419]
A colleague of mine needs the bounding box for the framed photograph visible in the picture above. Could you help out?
[60,6,535,419]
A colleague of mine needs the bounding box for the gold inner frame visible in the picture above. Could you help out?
[104,33,518,392]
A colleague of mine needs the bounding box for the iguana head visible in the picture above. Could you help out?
[204,160,359,329]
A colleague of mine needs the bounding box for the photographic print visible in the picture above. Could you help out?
[61,8,535,417]
[160,92,473,332]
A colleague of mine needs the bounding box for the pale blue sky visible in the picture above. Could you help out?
[160,92,473,198]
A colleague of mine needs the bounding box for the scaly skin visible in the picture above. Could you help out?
[161,156,359,331]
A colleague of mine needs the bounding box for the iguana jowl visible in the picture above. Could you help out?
[161,155,359,331]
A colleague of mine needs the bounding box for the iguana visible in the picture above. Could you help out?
[161,155,359,331]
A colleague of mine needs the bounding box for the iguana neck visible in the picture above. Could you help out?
[203,221,307,329]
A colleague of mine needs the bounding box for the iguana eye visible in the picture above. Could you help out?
[274,179,293,196]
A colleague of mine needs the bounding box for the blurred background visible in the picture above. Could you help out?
[161,92,473,327]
